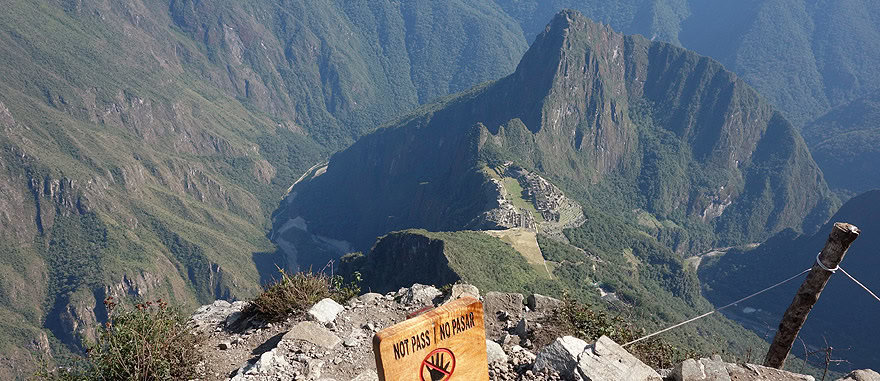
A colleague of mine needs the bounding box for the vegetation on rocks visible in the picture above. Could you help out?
[37,298,202,381]
[539,297,694,370]
[244,269,360,323]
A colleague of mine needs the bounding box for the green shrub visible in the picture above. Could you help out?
[36,297,202,380]
[244,268,361,323]
[536,297,694,370]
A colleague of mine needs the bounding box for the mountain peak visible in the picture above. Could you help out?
[279,8,834,267]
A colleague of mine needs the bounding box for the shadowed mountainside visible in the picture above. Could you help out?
[0,0,528,375]
[277,10,837,269]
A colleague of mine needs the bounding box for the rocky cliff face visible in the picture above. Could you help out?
[276,10,836,269]
[188,284,874,381]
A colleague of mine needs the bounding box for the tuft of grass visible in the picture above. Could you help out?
[243,268,361,323]
[35,297,202,380]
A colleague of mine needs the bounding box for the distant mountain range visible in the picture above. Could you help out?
[0,0,527,376]
[0,1,877,377]
[802,90,880,198]
[494,0,880,127]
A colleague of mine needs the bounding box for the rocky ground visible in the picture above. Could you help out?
[188,284,879,381]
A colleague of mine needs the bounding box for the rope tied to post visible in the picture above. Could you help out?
[815,252,839,273]
[815,251,880,303]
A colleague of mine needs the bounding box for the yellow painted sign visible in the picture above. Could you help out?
[373,297,489,381]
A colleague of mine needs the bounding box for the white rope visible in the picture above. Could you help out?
[814,252,880,303]
[839,267,880,303]
[815,252,839,273]
[622,268,811,347]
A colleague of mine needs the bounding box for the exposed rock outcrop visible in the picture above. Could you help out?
[190,284,856,381]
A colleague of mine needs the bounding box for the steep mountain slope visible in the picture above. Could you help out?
[277,10,836,268]
[801,90,880,198]
[492,0,880,127]
[341,227,781,370]
[700,190,880,370]
[0,0,527,375]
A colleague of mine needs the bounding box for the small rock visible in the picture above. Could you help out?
[362,322,376,331]
[501,333,517,346]
[218,341,231,350]
[308,298,345,324]
[191,300,247,332]
[515,318,528,338]
[305,359,324,380]
[352,369,379,381]
[486,339,509,364]
[511,345,537,363]
[527,294,563,312]
[343,329,365,347]
[232,348,292,379]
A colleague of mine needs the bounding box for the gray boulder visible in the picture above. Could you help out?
[308,298,344,324]
[527,294,563,312]
[486,339,509,364]
[483,292,525,340]
[357,293,384,304]
[577,335,661,381]
[190,300,247,331]
[837,370,880,381]
[675,356,814,381]
[283,321,341,349]
[484,292,524,316]
[534,336,588,380]
[401,284,442,306]
[451,283,480,300]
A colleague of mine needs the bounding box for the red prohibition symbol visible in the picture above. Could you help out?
[420,348,456,381]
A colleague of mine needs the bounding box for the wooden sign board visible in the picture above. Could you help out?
[373,297,489,381]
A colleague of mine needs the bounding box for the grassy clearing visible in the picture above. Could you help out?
[483,228,552,278]
[501,177,545,223]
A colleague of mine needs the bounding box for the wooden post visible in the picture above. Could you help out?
[763,222,860,369]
